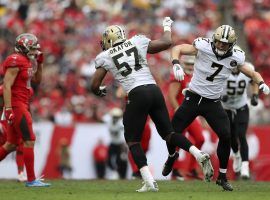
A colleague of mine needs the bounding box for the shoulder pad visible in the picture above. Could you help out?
[3,54,27,68]
[193,37,211,50]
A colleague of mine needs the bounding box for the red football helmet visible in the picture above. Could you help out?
[15,33,40,59]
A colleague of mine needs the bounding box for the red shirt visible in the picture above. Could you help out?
[2,53,34,107]
[169,72,192,104]
[93,144,108,162]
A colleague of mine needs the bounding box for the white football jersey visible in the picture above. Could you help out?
[222,63,254,110]
[102,114,125,145]
[189,37,245,99]
[95,35,156,93]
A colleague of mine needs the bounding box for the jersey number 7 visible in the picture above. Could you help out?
[206,62,223,82]
[112,47,142,77]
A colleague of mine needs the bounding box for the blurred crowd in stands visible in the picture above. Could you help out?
[0,0,269,124]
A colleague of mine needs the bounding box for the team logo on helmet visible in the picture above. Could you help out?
[15,33,40,59]
[100,25,126,50]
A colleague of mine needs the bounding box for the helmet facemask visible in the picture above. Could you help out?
[212,25,237,56]
[100,25,126,51]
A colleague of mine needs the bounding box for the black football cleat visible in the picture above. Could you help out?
[216,178,233,191]
[162,152,179,176]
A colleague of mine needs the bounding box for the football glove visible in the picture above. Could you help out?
[250,94,258,106]
[97,86,107,97]
[220,95,229,102]
[4,108,14,124]
[182,88,189,96]
[163,17,173,32]
[259,82,270,95]
[36,51,44,64]
[173,64,185,81]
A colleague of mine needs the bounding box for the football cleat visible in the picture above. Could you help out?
[18,172,27,182]
[162,152,179,176]
[240,161,250,180]
[25,180,51,187]
[216,178,233,191]
[197,152,214,182]
[136,181,159,192]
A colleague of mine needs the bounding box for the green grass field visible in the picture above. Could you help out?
[0,179,270,200]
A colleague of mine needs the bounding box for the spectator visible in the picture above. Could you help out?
[92,139,108,179]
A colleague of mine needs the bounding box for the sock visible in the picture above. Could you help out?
[16,146,24,174]
[189,146,202,160]
[234,151,240,157]
[140,166,154,182]
[0,146,9,161]
[218,170,227,180]
[168,133,193,152]
[242,161,249,168]
[166,142,176,155]
[23,147,36,182]
[128,152,138,173]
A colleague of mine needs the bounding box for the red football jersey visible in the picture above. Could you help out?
[2,53,34,107]
[169,72,192,104]
[168,72,192,118]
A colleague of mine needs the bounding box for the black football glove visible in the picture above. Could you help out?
[221,95,229,102]
[96,86,107,97]
[250,94,258,106]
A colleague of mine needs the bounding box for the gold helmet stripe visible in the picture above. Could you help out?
[115,25,125,39]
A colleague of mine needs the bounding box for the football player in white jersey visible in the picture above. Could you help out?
[164,25,270,191]
[221,61,259,180]
[91,17,214,192]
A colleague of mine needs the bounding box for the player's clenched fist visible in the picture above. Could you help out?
[4,108,15,124]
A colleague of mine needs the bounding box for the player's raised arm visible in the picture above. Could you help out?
[147,17,173,54]
[171,44,198,61]
[170,44,197,81]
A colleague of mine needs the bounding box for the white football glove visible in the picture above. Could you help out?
[173,64,185,81]
[259,83,270,95]
[163,17,173,32]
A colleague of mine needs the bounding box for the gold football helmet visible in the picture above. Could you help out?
[100,25,126,50]
[212,25,237,56]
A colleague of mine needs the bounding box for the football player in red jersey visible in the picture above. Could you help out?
[167,55,205,180]
[0,85,26,182]
[0,33,50,187]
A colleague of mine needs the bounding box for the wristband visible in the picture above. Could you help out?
[172,59,180,65]
[258,81,264,86]
[164,26,171,32]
